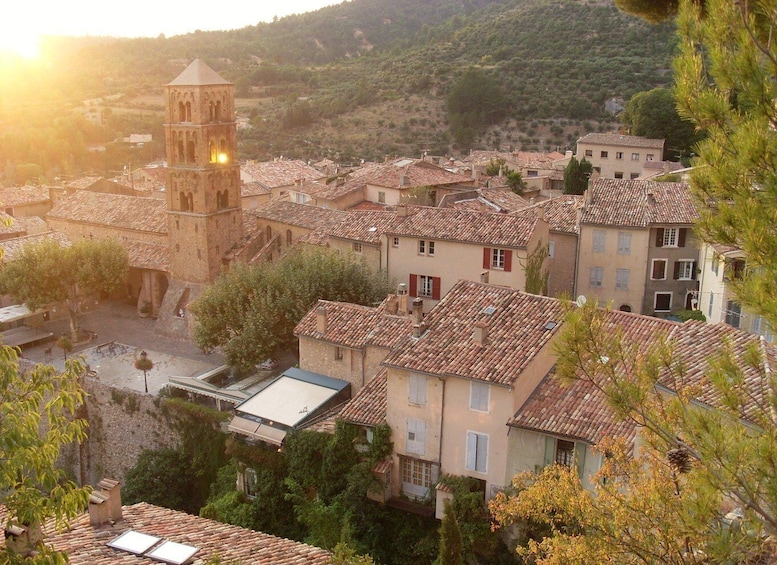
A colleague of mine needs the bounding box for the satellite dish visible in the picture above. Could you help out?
[575,295,587,307]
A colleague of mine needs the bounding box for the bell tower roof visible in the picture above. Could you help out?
[168,58,232,87]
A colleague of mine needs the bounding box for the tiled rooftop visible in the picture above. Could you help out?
[246,200,346,230]
[384,206,538,248]
[577,132,665,149]
[365,158,472,189]
[47,191,168,234]
[326,210,405,245]
[0,185,50,206]
[339,368,388,426]
[382,280,566,386]
[0,231,71,262]
[241,159,325,189]
[580,179,697,228]
[519,195,582,234]
[125,241,170,272]
[1,501,331,564]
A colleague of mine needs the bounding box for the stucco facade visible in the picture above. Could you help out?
[576,133,665,180]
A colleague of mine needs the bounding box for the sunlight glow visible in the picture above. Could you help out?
[0,28,40,59]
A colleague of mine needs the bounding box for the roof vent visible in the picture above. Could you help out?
[481,306,496,316]
[544,321,557,331]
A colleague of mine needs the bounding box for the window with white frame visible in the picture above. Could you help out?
[334,346,343,361]
[470,381,489,412]
[600,150,608,158]
[401,457,433,498]
[590,266,604,288]
[646,153,655,161]
[548,241,555,258]
[592,230,606,253]
[378,191,386,204]
[616,269,630,291]
[418,240,435,256]
[466,431,488,473]
[555,439,575,467]
[243,467,258,498]
[408,374,427,405]
[663,228,679,247]
[752,315,775,342]
[617,232,631,255]
[406,419,426,455]
[631,152,640,161]
[708,292,714,318]
[418,275,434,298]
[491,248,506,269]
[676,260,694,280]
[392,236,400,248]
[655,292,672,312]
[616,151,624,160]
[352,242,363,253]
[585,149,593,157]
[652,259,667,280]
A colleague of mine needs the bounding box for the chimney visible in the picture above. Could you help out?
[480,271,489,284]
[535,204,545,222]
[471,167,479,182]
[473,321,488,346]
[88,491,111,527]
[397,203,409,217]
[98,478,122,523]
[400,174,410,187]
[4,522,43,556]
[412,322,427,338]
[585,188,593,206]
[396,283,409,315]
[386,294,398,315]
[316,305,327,334]
[412,298,424,324]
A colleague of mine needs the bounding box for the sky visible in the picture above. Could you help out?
[1,0,342,57]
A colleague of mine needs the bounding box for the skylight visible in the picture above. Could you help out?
[108,531,198,564]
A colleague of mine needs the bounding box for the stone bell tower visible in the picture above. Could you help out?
[164,58,243,284]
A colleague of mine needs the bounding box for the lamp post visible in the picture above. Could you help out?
[135,350,153,394]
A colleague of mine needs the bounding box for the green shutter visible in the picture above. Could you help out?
[544,436,556,467]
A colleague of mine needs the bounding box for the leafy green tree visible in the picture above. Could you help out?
[437,499,464,565]
[562,156,592,195]
[123,448,199,514]
[0,348,91,563]
[0,239,128,341]
[446,68,507,147]
[192,247,391,372]
[485,158,506,177]
[614,0,681,22]
[621,87,700,161]
[505,169,526,196]
[523,240,549,296]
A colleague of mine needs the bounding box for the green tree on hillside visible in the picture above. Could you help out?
[562,156,592,195]
[192,247,391,372]
[446,68,507,147]
[0,239,129,341]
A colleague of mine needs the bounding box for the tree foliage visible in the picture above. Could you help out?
[192,247,391,371]
[0,239,128,340]
[446,68,507,148]
[562,156,593,195]
[621,87,701,160]
[438,499,464,565]
[0,348,91,563]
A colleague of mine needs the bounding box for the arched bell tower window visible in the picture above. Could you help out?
[179,192,189,211]
[178,101,186,122]
[215,100,222,121]
[187,138,196,162]
[266,226,272,240]
[209,140,217,163]
[185,101,192,121]
[177,137,185,163]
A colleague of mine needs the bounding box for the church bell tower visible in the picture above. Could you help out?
[164,59,243,284]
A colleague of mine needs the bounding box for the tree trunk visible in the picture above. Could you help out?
[68,308,79,342]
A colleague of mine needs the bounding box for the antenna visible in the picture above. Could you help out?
[575,295,587,307]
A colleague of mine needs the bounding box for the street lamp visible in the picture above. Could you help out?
[135,350,154,394]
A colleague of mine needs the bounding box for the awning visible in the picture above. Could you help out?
[228,416,287,446]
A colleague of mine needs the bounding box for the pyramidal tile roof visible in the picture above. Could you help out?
[168,58,231,86]
[47,191,167,234]
[339,368,388,426]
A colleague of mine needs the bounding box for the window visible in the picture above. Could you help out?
[483,247,512,272]
[631,152,640,161]
[592,230,606,253]
[418,240,435,256]
[585,149,593,157]
[555,439,575,467]
[491,248,506,269]
[752,315,775,342]
[708,292,714,318]
[616,151,624,160]
[630,172,640,179]
[334,347,343,361]
[406,419,426,455]
[616,269,630,290]
[286,230,292,246]
[651,259,667,280]
[466,431,488,473]
[408,374,427,405]
[725,259,746,281]
[712,254,720,276]
[378,191,386,204]
[675,260,695,280]
[470,381,489,412]
[548,241,555,258]
[655,292,672,312]
[428,241,435,255]
[243,467,258,498]
[600,150,609,158]
[527,170,538,177]
[295,193,309,204]
[614,171,624,179]
[646,153,655,161]
[663,228,678,247]
[419,275,434,298]
[392,236,399,248]
[352,242,363,253]
[401,458,433,498]
[410,274,441,300]
[617,232,631,255]
[725,301,742,328]
[589,266,604,288]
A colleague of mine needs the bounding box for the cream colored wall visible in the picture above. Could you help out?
[547,231,577,298]
[46,218,167,246]
[386,368,444,497]
[328,239,382,274]
[365,184,402,206]
[576,225,649,313]
[577,142,660,179]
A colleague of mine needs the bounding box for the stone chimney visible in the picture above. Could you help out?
[535,204,545,222]
[89,478,123,527]
[396,283,409,315]
[480,271,489,284]
[400,174,410,187]
[585,188,593,206]
[412,298,424,324]
[316,305,327,334]
[473,321,489,346]
[385,294,398,315]
[397,203,409,217]
[4,522,44,557]
[88,491,111,527]
[471,167,479,182]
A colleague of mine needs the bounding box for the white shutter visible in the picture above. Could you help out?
[407,419,426,455]
[466,432,477,470]
[476,434,488,472]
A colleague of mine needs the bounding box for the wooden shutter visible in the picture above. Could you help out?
[483,248,491,269]
[673,261,681,280]
[678,228,687,247]
[504,249,512,272]
[574,442,587,479]
[409,274,417,297]
[544,436,556,467]
[692,261,697,280]
[432,277,441,300]
[655,228,664,247]
[466,432,477,470]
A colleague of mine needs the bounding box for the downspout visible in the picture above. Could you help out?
[438,376,446,470]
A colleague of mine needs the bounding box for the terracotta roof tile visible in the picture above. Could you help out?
[578,132,665,149]
[365,158,471,189]
[6,501,331,564]
[326,210,405,244]
[125,241,169,271]
[339,368,387,426]
[384,206,538,248]
[0,185,50,206]
[382,280,566,386]
[241,160,325,189]
[0,231,71,262]
[47,191,167,234]
[519,195,582,234]
[247,200,346,231]
[580,179,697,228]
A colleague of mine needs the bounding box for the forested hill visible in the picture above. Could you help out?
[1,0,677,178]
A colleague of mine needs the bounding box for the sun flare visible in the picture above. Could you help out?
[0,28,40,59]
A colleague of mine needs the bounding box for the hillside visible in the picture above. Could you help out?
[0,0,676,181]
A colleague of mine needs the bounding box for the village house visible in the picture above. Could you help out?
[441,186,530,213]
[576,178,699,316]
[576,133,665,180]
[240,158,326,202]
[0,479,331,564]
[0,185,52,218]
